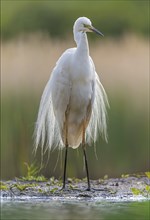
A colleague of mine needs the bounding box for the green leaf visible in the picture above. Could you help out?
[69,184,74,189]
[14,183,38,191]
[121,174,129,178]
[145,185,150,193]
[131,187,141,195]
[145,172,150,179]
[50,187,58,193]
[104,175,108,180]
[0,182,8,190]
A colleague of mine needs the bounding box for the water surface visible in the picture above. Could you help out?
[1,198,149,220]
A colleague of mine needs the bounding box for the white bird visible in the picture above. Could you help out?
[34,17,109,190]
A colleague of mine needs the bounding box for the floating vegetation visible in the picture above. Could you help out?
[121,172,150,178]
[121,174,130,178]
[131,185,150,198]
[0,182,9,190]
[50,187,59,193]
[131,187,141,196]
[13,183,38,191]
[145,172,150,179]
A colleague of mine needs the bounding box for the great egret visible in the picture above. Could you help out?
[34,17,109,191]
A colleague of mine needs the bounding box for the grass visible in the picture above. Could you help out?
[13,183,38,191]
[20,162,47,182]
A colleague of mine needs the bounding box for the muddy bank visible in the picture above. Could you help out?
[1,177,149,201]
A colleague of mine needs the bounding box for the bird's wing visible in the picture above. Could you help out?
[86,57,109,144]
[50,50,74,130]
[84,79,94,132]
[51,66,72,145]
[34,48,75,152]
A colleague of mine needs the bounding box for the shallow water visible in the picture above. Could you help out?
[1,198,149,220]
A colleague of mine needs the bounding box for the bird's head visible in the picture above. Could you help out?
[73,17,104,37]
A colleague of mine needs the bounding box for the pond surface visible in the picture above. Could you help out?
[1,198,149,220]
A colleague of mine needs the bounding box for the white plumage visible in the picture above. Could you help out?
[34,17,108,190]
[34,17,108,153]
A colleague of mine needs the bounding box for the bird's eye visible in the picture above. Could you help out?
[83,24,91,29]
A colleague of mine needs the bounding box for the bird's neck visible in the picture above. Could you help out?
[75,32,89,57]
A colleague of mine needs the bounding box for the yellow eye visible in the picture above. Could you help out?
[84,24,90,28]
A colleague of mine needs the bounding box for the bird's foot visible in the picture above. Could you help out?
[86,187,91,191]
[59,185,70,192]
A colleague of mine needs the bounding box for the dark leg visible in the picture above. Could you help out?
[62,107,69,190]
[82,121,91,191]
[62,144,68,189]
[82,147,90,191]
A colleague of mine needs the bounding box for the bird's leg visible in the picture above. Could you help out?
[82,120,91,191]
[62,141,68,190]
[62,107,69,190]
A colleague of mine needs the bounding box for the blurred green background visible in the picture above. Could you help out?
[1,0,149,39]
[1,0,149,180]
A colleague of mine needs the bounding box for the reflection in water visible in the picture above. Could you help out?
[1,199,149,220]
